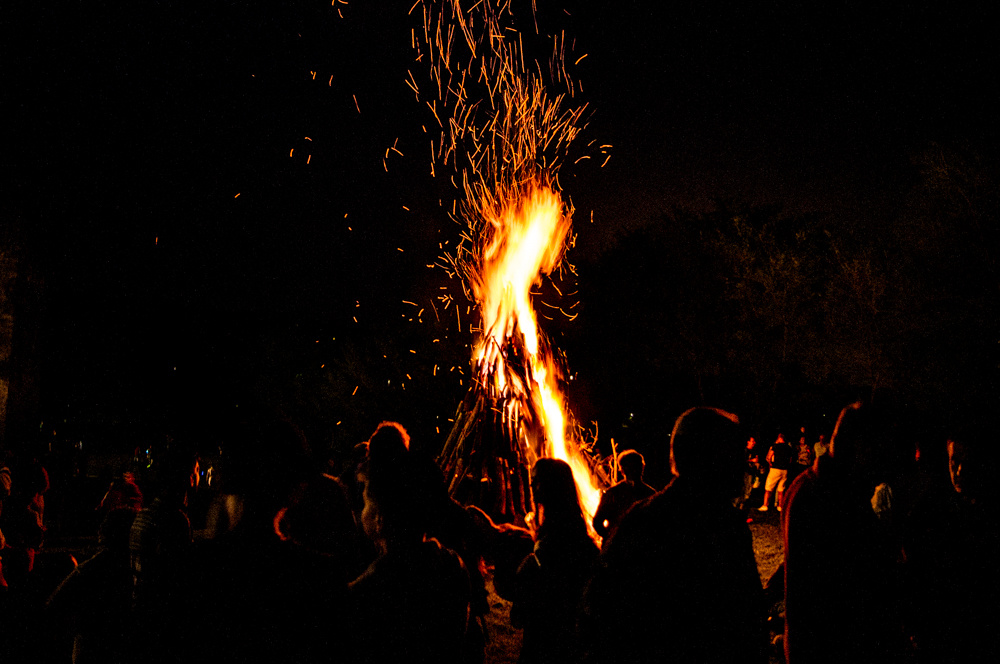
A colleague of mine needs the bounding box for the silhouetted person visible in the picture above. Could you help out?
[902,435,998,663]
[273,470,364,582]
[351,423,470,664]
[406,451,490,664]
[783,402,902,663]
[127,448,197,662]
[45,508,136,663]
[592,449,655,545]
[170,413,352,664]
[128,450,196,613]
[584,407,767,664]
[366,420,409,468]
[512,458,599,664]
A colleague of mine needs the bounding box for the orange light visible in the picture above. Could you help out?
[471,183,602,522]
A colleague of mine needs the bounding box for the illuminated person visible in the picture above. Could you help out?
[758,434,793,511]
[794,428,815,479]
[592,449,656,544]
[782,402,900,664]
[584,408,767,664]
[512,458,600,664]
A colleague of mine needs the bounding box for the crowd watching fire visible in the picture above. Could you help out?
[1,2,995,664]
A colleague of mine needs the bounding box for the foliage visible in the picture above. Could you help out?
[581,145,998,436]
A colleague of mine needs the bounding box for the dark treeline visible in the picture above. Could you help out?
[575,142,998,456]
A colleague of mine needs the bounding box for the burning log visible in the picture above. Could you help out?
[438,389,534,521]
[438,321,611,526]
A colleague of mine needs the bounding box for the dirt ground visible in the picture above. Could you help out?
[483,511,786,663]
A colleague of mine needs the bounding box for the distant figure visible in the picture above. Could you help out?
[0,449,12,506]
[99,471,144,514]
[782,402,901,663]
[592,449,656,544]
[746,436,763,485]
[794,432,815,480]
[512,458,600,664]
[129,450,197,615]
[351,422,470,664]
[0,457,50,592]
[813,434,827,459]
[758,434,793,511]
[584,407,767,664]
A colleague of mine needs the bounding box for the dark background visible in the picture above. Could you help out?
[3,1,996,483]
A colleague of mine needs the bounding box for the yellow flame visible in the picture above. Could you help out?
[471,184,602,521]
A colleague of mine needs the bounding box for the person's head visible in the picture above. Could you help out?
[776,434,786,444]
[530,458,585,537]
[617,449,645,482]
[746,437,757,450]
[947,438,977,496]
[221,412,312,519]
[367,421,410,468]
[829,402,863,463]
[147,447,199,506]
[829,401,902,489]
[669,407,743,495]
[361,450,433,550]
[274,474,356,555]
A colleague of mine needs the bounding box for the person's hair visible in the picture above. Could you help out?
[530,458,588,541]
[669,408,743,494]
[222,412,311,514]
[829,402,863,460]
[364,450,436,542]
[367,421,410,467]
[829,401,910,488]
[617,449,645,480]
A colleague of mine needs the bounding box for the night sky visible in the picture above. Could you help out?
[4,1,996,459]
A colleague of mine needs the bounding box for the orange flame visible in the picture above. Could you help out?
[471,184,603,522]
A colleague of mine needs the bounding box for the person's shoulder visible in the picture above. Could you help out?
[786,466,815,492]
[421,536,469,578]
[602,481,627,498]
[637,481,657,499]
[635,478,676,511]
[606,481,673,543]
[783,468,820,516]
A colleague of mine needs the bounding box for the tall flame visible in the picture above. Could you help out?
[471,184,603,521]
[412,1,606,525]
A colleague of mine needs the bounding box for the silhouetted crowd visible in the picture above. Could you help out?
[0,403,997,663]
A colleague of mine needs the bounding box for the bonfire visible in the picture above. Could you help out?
[411,1,610,525]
